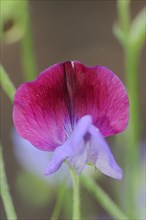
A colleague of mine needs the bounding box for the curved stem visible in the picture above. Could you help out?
[114,1,144,218]
[0,144,17,220]
[117,0,130,35]
[82,175,129,220]
[50,182,66,220]
[116,1,141,217]
[124,46,140,218]
[70,167,80,220]
[0,65,16,102]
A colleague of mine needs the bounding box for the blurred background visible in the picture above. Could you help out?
[1,0,145,219]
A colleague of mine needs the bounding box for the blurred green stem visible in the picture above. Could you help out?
[82,175,129,220]
[0,144,17,220]
[50,182,66,220]
[70,167,80,220]
[0,67,16,218]
[117,0,130,35]
[116,0,141,217]
[21,0,37,81]
[0,65,16,102]
[124,42,140,218]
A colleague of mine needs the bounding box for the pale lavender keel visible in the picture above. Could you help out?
[45,116,122,179]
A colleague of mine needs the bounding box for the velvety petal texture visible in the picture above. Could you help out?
[73,62,129,136]
[13,61,129,152]
[13,63,70,151]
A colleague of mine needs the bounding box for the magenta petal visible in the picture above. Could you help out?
[13,61,129,152]
[73,61,129,136]
[88,125,123,180]
[13,62,73,151]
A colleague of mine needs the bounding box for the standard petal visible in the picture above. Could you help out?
[88,125,123,180]
[73,61,129,137]
[13,62,73,151]
[13,60,129,152]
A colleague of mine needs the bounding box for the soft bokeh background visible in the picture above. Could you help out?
[1,1,145,219]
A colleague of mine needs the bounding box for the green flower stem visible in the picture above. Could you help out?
[116,1,141,217]
[50,182,66,220]
[0,65,16,102]
[70,167,80,220]
[123,42,140,218]
[21,0,37,81]
[117,0,130,36]
[0,143,17,220]
[81,175,129,220]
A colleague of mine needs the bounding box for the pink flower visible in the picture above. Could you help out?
[13,61,129,179]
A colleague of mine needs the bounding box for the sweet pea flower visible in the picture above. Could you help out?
[13,61,129,180]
